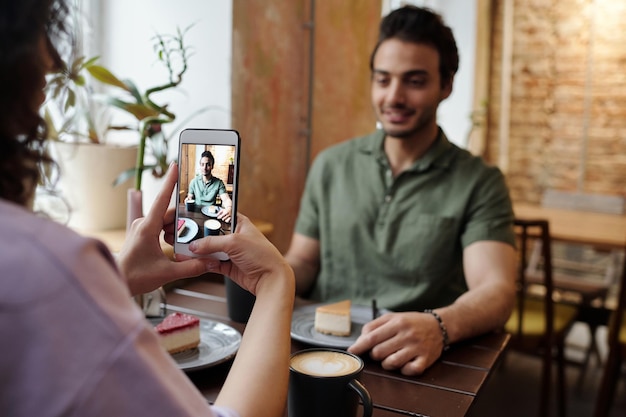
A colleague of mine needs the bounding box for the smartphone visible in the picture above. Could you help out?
[174,128,240,261]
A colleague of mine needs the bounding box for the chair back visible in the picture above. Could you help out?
[509,219,555,345]
[509,218,579,417]
[593,244,626,417]
[607,245,626,349]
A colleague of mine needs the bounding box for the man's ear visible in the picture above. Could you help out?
[440,75,454,101]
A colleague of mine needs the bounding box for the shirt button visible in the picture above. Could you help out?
[385,195,392,203]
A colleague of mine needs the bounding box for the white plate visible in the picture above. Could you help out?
[176,217,199,243]
[200,205,221,218]
[290,304,389,349]
[152,318,242,372]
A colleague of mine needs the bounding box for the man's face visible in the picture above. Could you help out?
[199,157,213,177]
[371,39,452,141]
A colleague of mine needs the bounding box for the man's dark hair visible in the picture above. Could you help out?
[369,6,459,88]
[201,150,215,167]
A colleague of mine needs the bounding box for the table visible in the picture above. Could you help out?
[165,277,510,417]
[513,203,626,250]
[513,203,625,305]
[178,203,231,241]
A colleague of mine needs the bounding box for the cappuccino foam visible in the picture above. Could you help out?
[290,350,361,377]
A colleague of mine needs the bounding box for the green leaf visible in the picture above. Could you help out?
[123,79,144,103]
[84,111,101,144]
[51,83,62,100]
[64,89,76,112]
[43,109,60,140]
[113,167,136,187]
[108,124,135,131]
[81,56,100,69]
[74,74,85,86]
[70,56,86,74]
[107,98,160,120]
[87,65,129,91]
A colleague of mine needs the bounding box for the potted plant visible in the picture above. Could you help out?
[43,54,139,231]
[43,25,206,230]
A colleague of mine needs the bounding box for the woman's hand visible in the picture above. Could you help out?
[188,213,293,297]
[118,163,212,296]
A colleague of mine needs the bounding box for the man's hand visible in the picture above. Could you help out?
[217,206,232,224]
[347,311,444,375]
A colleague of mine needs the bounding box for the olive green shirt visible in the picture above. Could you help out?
[188,175,226,207]
[294,129,515,311]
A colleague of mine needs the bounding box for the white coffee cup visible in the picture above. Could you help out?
[204,219,221,236]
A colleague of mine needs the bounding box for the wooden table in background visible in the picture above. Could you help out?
[513,203,626,250]
[166,278,510,417]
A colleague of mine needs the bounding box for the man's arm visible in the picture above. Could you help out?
[349,240,516,376]
[437,240,517,343]
[220,192,233,208]
[284,232,321,296]
[185,178,197,202]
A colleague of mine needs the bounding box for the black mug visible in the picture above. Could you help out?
[288,348,373,417]
[224,277,255,323]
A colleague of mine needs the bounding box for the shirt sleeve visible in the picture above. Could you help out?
[189,177,198,197]
[218,179,227,195]
[461,166,516,248]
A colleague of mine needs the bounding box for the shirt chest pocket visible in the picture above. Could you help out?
[378,214,461,274]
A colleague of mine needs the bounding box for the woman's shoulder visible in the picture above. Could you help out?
[0,199,95,251]
[0,200,118,304]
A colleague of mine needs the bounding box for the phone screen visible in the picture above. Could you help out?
[174,129,240,260]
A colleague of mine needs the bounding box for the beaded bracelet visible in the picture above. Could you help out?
[424,309,450,352]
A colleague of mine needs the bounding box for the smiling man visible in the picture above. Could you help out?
[186,150,232,222]
[285,6,517,376]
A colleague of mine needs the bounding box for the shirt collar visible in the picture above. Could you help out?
[201,175,215,185]
[359,128,455,173]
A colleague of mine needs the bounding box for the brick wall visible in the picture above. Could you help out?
[486,0,626,204]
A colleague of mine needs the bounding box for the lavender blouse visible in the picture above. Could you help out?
[0,200,238,417]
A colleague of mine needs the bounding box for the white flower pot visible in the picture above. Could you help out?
[51,142,138,231]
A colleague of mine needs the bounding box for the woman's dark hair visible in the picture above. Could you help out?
[0,0,70,206]
[369,6,459,88]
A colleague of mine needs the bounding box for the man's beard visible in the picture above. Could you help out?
[380,106,437,140]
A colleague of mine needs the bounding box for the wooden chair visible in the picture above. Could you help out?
[524,239,617,390]
[592,245,626,417]
[534,190,624,384]
[505,219,578,417]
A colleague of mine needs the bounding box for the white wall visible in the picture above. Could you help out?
[92,0,233,154]
[386,0,477,147]
[88,0,232,211]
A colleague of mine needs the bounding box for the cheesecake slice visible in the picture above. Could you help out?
[314,300,352,336]
[177,219,186,238]
[155,312,200,354]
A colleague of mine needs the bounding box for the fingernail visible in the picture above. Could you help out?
[189,241,197,252]
[204,261,219,271]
